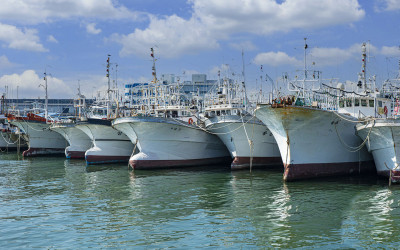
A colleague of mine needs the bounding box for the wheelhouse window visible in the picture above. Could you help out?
[361,99,367,107]
[369,100,374,107]
[355,99,360,107]
[346,98,352,107]
[378,100,382,107]
[339,100,344,108]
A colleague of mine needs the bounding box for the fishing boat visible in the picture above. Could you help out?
[112,48,230,169]
[255,41,375,181]
[75,55,135,164]
[50,87,92,159]
[0,114,27,151]
[355,68,400,183]
[202,76,281,170]
[7,72,68,156]
[50,121,92,159]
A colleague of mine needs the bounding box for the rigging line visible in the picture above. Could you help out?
[0,131,16,145]
[203,114,257,135]
[332,110,376,124]
[334,120,375,152]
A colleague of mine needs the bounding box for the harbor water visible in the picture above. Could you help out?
[1,153,400,249]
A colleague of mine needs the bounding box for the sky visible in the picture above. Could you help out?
[0,0,399,99]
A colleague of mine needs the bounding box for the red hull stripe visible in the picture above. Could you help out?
[86,155,130,164]
[23,147,65,157]
[231,156,282,170]
[283,161,376,181]
[377,170,400,183]
[66,150,86,159]
[130,156,231,169]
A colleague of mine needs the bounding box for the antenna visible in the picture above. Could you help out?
[304,37,308,79]
[241,49,248,111]
[39,70,49,121]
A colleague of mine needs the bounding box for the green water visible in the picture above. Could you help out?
[1,153,399,249]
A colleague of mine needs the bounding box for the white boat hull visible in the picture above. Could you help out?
[9,120,67,156]
[205,115,281,170]
[255,105,374,180]
[76,119,135,164]
[51,124,92,159]
[356,120,400,183]
[113,117,230,169]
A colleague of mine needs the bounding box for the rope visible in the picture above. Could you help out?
[19,117,50,132]
[334,119,375,152]
[205,116,243,131]
[332,111,376,124]
[240,113,253,172]
[249,118,256,173]
[201,114,258,135]
[0,131,16,145]
[129,138,138,168]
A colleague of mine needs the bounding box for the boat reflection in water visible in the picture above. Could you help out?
[228,171,398,248]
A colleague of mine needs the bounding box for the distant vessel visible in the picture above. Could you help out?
[7,72,67,156]
[255,41,375,180]
[50,122,92,159]
[356,63,400,183]
[0,114,27,151]
[113,48,230,169]
[50,87,92,159]
[202,75,280,170]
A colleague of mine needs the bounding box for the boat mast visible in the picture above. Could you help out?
[358,42,367,92]
[106,54,111,118]
[303,38,308,100]
[150,48,157,113]
[43,71,48,121]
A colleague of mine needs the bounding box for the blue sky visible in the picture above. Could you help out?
[0,0,399,99]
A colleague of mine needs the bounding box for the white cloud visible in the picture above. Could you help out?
[381,46,400,56]
[253,51,301,66]
[47,35,58,43]
[209,64,234,76]
[229,41,257,51]
[114,0,365,58]
[0,0,140,25]
[0,55,15,68]
[114,15,220,58]
[0,23,47,52]
[86,23,102,35]
[253,42,391,67]
[0,70,74,98]
[309,47,354,66]
[193,0,364,34]
[375,0,400,11]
